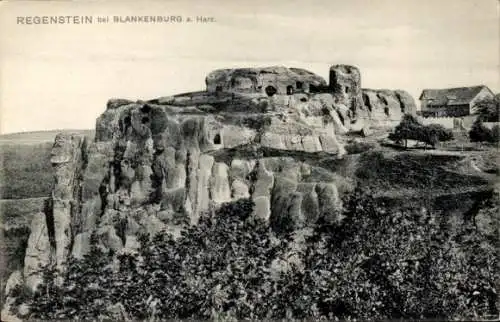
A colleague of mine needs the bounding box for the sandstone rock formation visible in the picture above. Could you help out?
[12,89,348,299]
[7,64,419,309]
[206,66,327,96]
[360,89,417,127]
[329,64,363,112]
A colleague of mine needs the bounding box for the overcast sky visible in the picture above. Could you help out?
[0,0,498,134]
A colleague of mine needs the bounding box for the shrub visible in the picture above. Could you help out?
[389,114,454,148]
[21,192,499,320]
[469,119,498,143]
[345,140,375,154]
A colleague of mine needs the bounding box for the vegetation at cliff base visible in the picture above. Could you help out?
[15,190,499,321]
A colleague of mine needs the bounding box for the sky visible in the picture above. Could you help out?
[0,0,498,134]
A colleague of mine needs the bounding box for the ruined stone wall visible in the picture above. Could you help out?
[329,65,363,112]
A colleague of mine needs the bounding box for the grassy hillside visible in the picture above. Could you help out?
[0,129,94,144]
[0,142,54,199]
[0,130,94,199]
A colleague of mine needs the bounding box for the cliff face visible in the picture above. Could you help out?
[5,93,348,301]
[358,89,417,128]
[2,65,422,319]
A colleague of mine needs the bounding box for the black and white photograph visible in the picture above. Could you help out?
[0,0,499,320]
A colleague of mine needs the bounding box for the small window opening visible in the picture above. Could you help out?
[286,85,294,95]
[213,134,221,145]
[265,86,277,97]
[140,104,152,113]
[345,86,350,94]
[296,81,303,90]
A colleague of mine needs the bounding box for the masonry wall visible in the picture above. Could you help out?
[419,117,456,129]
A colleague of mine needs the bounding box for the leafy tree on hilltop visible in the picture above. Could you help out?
[389,114,454,149]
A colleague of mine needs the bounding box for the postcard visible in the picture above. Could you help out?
[1,0,498,321]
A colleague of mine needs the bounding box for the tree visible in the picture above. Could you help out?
[475,96,500,122]
[388,114,422,148]
[389,114,454,149]
[422,124,454,148]
[490,125,500,143]
[469,119,493,143]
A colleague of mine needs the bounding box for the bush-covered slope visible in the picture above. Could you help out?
[15,190,499,321]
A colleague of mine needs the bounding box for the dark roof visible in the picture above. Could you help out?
[419,85,492,106]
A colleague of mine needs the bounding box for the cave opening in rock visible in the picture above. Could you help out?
[265,85,277,97]
[141,116,150,124]
[124,116,131,127]
[213,133,221,145]
[296,81,303,90]
[140,104,152,113]
[286,85,294,95]
[309,84,320,93]
[216,85,223,92]
[363,93,372,112]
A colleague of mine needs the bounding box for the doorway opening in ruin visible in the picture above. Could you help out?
[265,85,277,97]
[309,84,319,93]
[286,85,294,95]
[213,134,221,145]
[363,93,372,112]
[296,81,303,90]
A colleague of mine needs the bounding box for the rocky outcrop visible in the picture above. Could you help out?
[329,64,363,112]
[206,66,327,95]
[327,64,417,130]
[6,64,418,306]
[21,133,88,292]
[51,133,87,281]
[92,99,345,229]
[12,92,346,295]
[23,213,52,292]
[360,89,417,127]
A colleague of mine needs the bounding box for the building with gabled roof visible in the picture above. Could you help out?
[419,85,494,117]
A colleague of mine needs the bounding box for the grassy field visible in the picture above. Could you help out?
[0,129,94,144]
[0,142,54,199]
[0,130,95,199]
